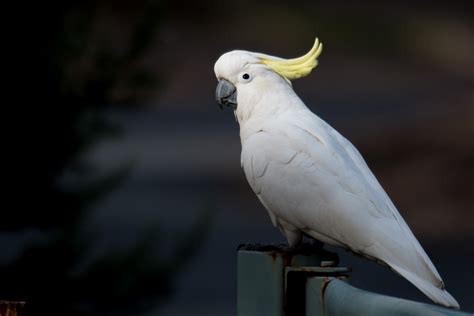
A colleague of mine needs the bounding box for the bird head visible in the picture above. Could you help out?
[214,38,323,110]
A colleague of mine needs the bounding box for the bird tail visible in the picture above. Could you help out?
[368,220,460,310]
[390,264,460,309]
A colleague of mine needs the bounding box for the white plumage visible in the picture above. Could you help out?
[214,41,459,309]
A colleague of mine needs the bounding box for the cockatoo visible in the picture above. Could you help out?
[214,38,460,309]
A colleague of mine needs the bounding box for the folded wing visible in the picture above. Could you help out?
[241,111,459,309]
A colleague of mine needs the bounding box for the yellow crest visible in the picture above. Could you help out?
[258,38,323,80]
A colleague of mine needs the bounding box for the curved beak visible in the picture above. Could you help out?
[215,79,237,110]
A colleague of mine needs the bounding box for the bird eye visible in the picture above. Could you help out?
[242,73,250,80]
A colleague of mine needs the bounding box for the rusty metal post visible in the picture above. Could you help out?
[238,243,472,316]
[0,301,25,316]
[306,277,328,316]
[237,245,286,316]
[237,243,346,316]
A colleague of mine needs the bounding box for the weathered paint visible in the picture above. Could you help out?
[237,244,343,316]
[306,277,330,316]
[307,277,472,316]
[237,249,286,316]
[238,245,472,316]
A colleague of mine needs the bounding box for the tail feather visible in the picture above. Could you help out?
[367,222,460,309]
[389,263,460,309]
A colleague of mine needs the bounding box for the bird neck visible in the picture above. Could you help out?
[236,84,307,140]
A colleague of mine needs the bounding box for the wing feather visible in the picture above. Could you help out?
[240,110,458,307]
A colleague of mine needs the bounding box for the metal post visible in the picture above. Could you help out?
[237,243,346,316]
[237,243,471,316]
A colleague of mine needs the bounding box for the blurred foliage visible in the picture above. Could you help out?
[2,1,209,315]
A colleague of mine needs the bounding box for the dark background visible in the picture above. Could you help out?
[3,1,473,315]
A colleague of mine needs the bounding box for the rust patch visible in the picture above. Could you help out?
[281,252,292,267]
[269,251,280,262]
[0,301,26,316]
[320,277,332,296]
[319,277,333,313]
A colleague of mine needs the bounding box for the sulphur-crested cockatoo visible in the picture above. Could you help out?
[214,38,459,309]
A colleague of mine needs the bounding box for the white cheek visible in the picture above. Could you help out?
[238,83,262,106]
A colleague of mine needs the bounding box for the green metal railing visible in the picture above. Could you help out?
[237,244,471,316]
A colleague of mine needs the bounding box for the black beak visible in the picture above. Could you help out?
[216,79,237,110]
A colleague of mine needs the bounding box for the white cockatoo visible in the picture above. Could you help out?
[214,38,459,309]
